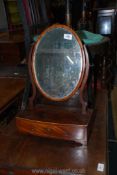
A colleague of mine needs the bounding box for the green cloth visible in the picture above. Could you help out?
[33,35,39,42]
[76,30,104,45]
[33,30,104,45]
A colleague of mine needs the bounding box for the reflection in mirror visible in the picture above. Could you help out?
[33,27,83,100]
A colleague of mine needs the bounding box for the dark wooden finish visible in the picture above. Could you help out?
[16,106,94,145]
[29,24,89,112]
[0,89,108,175]
[16,24,93,145]
[0,78,25,114]
[0,33,25,66]
[86,37,111,90]
[31,24,86,102]
[93,8,117,86]
[0,65,27,78]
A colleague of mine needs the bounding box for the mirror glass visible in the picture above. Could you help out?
[33,27,83,100]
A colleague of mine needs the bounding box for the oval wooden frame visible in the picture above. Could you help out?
[31,24,86,101]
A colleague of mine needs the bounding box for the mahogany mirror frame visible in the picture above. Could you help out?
[31,24,86,102]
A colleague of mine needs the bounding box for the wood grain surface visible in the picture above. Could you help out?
[0,89,108,175]
[0,78,25,113]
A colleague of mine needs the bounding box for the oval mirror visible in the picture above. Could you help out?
[32,24,85,101]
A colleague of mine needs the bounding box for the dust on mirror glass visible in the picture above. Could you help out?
[34,27,82,99]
